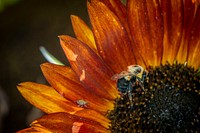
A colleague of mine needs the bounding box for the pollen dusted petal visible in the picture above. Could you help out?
[161,0,183,64]
[41,63,115,113]
[187,5,200,69]
[59,35,118,100]
[88,1,136,73]
[17,82,83,114]
[71,15,97,53]
[176,0,197,63]
[127,0,163,67]
[30,113,109,133]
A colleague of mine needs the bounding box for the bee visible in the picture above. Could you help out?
[112,65,147,109]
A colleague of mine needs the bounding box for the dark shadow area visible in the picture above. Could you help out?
[0,0,88,132]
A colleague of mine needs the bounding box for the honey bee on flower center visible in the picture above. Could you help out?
[112,65,147,109]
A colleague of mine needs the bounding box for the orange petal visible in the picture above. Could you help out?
[59,35,118,100]
[31,113,109,133]
[75,109,110,128]
[16,127,51,133]
[100,0,126,22]
[127,0,163,67]
[99,0,131,37]
[176,0,196,63]
[16,127,39,133]
[161,0,184,64]
[41,63,114,113]
[71,15,97,53]
[187,5,200,69]
[17,82,83,114]
[99,0,146,68]
[88,0,136,73]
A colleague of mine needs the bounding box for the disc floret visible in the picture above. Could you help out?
[108,63,200,132]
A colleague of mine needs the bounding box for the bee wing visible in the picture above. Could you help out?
[111,71,129,80]
[111,74,123,80]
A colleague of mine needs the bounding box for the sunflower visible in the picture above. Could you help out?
[17,0,200,132]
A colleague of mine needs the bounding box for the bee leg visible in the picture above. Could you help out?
[128,81,134,110]
[139,81,145,91]
[136,77,145,91]
[141,71,147,82]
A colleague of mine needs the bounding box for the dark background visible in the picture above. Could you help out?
[0,0,88,132]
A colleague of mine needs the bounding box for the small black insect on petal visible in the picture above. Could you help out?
[107,62,200,133]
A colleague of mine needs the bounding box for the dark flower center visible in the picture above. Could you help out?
[107,63,200,133]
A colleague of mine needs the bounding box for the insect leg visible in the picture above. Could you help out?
[136,77,145,91]
[128,81,134,110]
[141,71,147,82]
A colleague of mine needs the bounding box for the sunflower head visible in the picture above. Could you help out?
[108,62,200,132]
[17,0,200,132]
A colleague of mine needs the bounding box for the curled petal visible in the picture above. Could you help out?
[71,15,97,53]
[17,82,83,114]
[127,0,163,67]
[59,35,118,100]
[41,63,114,113]
[31,113,109,133]
[88,0,136,73]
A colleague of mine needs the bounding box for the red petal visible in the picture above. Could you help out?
[99,0,131,37]
[41,63,114,113]
[59,35,118,100]
[100,0,146,68]
[161,0,184,64]
[75,109,110,128]
[187,5,200,69]
[88,0,136,73]
[32,113,109,133]
[127,0,163,67]
[176,0,196,63]
[100,0,126,22]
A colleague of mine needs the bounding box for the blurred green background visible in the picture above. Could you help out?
[0,0,20,11]
[0,0,88,132]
